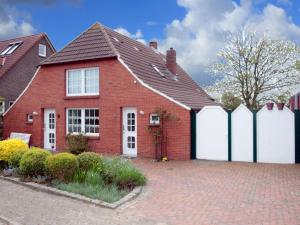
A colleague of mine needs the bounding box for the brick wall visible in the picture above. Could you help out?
[3,58,191,160]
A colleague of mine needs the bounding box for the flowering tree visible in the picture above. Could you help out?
[208,30,300,109]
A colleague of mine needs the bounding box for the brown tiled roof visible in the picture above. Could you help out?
[0,33,53,79]
[41,23,216,109]
[42,24,117,65]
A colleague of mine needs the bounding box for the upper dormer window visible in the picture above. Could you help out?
[39,44,46,57]
[0,42,22,55]
[151,64,165,77]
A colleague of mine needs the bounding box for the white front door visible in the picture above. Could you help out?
[44,109,56,150]
[122,107,137,157]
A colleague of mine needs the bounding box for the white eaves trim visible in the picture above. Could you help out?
[117,57,191,111]
[3,66,41,116]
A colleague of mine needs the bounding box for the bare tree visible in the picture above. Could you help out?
[208,30,300,109]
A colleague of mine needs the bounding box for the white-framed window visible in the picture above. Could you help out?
[0,101,5,115]
[38,44,46,57]
[66,68,99,96]
[149,113,160,125]
[67,108,99,136]
[151,64,165,77]
[27,114,33,123]
[0,42,22,55]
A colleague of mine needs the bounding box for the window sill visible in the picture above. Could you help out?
[26,122,33,125]
[65,134,99,140]
[64,95,99,100]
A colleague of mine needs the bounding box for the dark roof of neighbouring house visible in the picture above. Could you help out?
[0,33,55,79]
[41,23,216,109]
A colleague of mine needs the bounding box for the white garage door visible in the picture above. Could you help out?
[196,106,228,161]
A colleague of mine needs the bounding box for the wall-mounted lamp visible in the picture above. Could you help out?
[32,112,38,116]
[139,110,145,115]
[134,80,137,84]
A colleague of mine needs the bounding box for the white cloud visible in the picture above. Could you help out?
[0,4,35,39]
[158,0,300,85]
[146,21,157,26]
[114,27,146,45]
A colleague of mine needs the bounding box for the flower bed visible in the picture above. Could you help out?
[0,140,146,203]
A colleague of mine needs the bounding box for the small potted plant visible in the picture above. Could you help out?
[266,102,274,110]
[276,93,288,110]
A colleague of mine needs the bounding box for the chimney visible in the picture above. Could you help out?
[0,57,6,67]
[149,41,158,49]
[166,47,176,74]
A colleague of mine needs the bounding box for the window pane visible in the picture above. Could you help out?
[85,68,99,94]
[68,70,81,94]
[67,109,81,133]
[84,109,99,134]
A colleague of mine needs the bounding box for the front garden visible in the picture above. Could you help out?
[0,138,146,203]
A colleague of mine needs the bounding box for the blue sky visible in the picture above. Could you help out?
[1,0,300,85]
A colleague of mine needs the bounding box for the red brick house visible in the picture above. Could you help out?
[0,33,55,114]
[3,23,216,160]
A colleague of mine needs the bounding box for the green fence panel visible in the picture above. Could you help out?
[295,110,300,163]
[190,110,197,160]
[253,111,257,163]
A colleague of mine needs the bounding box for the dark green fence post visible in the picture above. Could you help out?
[228,110,232,161]
[190,110,197,160]
[253,111,257,163]
[295,110,300,163]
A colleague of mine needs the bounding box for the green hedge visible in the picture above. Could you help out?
[19,148,51,177]
[46,153,78,181]
[8,148,28,168]
[77,152,103,172]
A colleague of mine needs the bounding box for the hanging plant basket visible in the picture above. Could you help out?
[276,102,284,110]
[266,102,274,110]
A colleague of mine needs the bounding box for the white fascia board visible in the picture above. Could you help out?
[3,66,41,116]
[117,57,191,111]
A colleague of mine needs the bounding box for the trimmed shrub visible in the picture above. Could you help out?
[0,139,28,162]
[8,148,28,168]
[19,148,51,177]
[102,157,146,190]
[46,153,78,181]
[77,152,103,172]
[66,134,88,155]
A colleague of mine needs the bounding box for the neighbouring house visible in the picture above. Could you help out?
[3,23,216,160]
[0,33,55,114]
[289,92,300,111]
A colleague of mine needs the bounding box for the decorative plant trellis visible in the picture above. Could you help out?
[148,107,179,161]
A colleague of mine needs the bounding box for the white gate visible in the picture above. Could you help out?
[257,105,295,163]
[196,106,228,160]
[231,104,253,162]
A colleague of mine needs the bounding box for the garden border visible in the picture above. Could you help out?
[0,176,142,209]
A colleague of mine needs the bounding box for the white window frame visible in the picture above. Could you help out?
[66,67,99,96]
[149,113,160,125]
[8,101,14,107]
[66,108,99,136]
[38,44,46,57]
[0,101,5,115]
[0,42,22,55]
[27,114,33,123]
[151,64,165,77]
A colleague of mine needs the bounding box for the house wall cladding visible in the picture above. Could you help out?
[196,105,298,164]
[3,58,191,160]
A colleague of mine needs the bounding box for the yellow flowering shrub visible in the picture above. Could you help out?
[0,139,29,162]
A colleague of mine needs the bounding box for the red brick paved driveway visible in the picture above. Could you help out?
[120,159,300,225]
